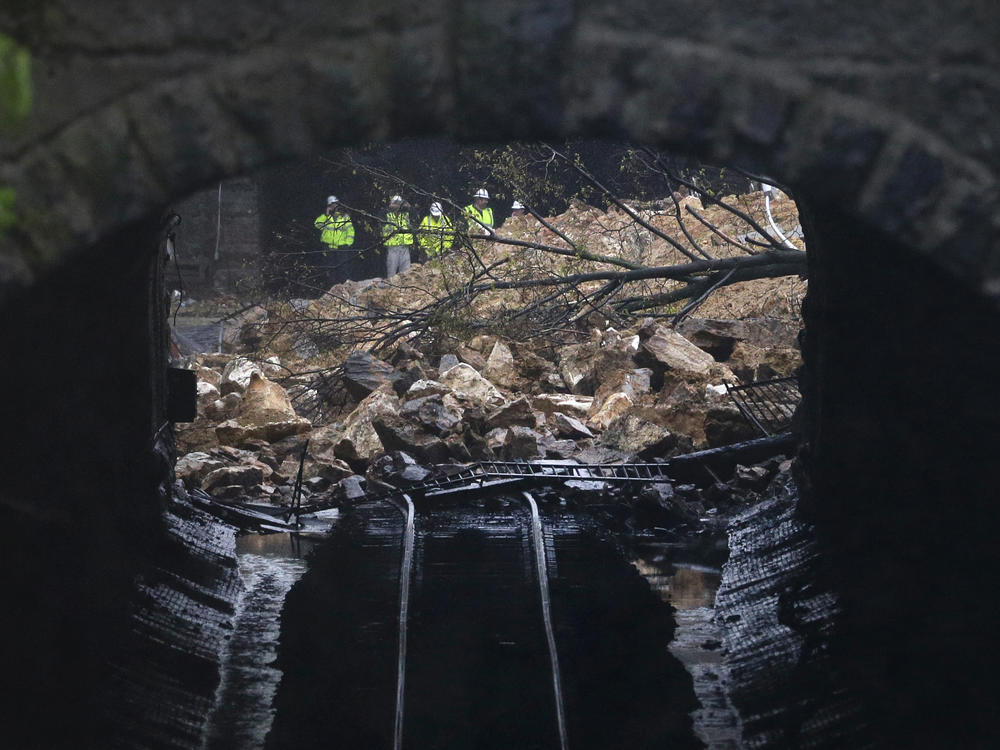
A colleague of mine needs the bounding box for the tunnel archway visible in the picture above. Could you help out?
[2,2,999,748]
[2,4,996,297]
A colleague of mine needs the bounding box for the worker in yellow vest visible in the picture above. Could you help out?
[314,195,355,249]
[313,195,354,286]
[463,188,494,236]
[418,202,455,259]
[382,194,413,278]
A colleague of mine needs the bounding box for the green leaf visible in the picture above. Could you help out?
[0,186,17,234]
[0,34,32,127]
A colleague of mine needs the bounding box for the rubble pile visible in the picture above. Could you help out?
[173,313,799,513]
[173,195,804,514]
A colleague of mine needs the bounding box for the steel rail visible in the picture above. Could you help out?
[387,493,416,750]
[523,491,569,750]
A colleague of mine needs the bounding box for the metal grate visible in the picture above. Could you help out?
[726,376,801,436]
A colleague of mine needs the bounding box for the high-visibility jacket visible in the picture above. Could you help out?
[382,210,413,246]
[418,215,455,257]
[314,212,355,248]
[463,204,494,233]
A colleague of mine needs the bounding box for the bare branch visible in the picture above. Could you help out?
[544,144,704,262]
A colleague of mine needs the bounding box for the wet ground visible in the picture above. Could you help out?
[202,525,330,750]
[261,495,703,749]
[630,544,742,749]
[197,495,745,749]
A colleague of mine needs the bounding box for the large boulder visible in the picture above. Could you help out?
[196,380,221,412]
[220,356,267,395]
[437,353,460,375]
[460,428,493,461]
[268,432,311,465]
[500,426,541,460]
[538,436,579,459]
[275,452,353,485]
[367,451,430,486]
[587,391,633,431]
[466,334,497,353]
[343,351,402,401]
[674,318,746,360]
[483,341,517,388]
[532,393,594,419]
[175,418,220,453]
[726,342,801,382]
[552,411,594,439]
[509,345,554,385]
[597,409,680,460]
[203,392,242,422]
[202,464,265,493]
[558,331,643,399]
[372,414,452,464]
[591,367,653,414]
[215,372,311,445]
[677,316,800,351]
[456,345,487,371]
[194,365,222,387]
[485,427,508,454]
[239,372,301,424]
[401,394,464,436]
[439,363,506,409]
[404,378,451,399]
[557,343,597,395]
[636,320,716,377]
[174,451,227,488]
[326,387,401,463]
[486,397,537,429]
[221,305,268,353]
[332,475,367,503]
[632,482,706,527]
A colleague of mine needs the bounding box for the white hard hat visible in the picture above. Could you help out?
[327,195,338,204]
[390,194,403,203]
[511,200,524,210]
[430,202,443,216]
[474,188,489,199]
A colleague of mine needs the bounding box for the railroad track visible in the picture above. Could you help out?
[265,492,701,750]
[216,437,796,746]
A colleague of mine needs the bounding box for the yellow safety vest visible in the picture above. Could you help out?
[463,204,494,233]
[382,211,413,246]
[314,213,355,248]
[418,215,455,257]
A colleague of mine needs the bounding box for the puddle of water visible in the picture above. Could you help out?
[630,538,741,748]
[631,553,721,611]
[236,531,321,559]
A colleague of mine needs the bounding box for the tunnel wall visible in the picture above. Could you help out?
[1,1,999,747]
[0,218,171,747]
[797,206,1000,747]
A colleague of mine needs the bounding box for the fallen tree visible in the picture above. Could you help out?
[236,143,807,389]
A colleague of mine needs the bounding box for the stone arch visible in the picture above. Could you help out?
[2,2,997,300]
[2,3,1000,747]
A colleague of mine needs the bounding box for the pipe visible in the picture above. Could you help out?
[214,182,223,261]
[762,183,797,250]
